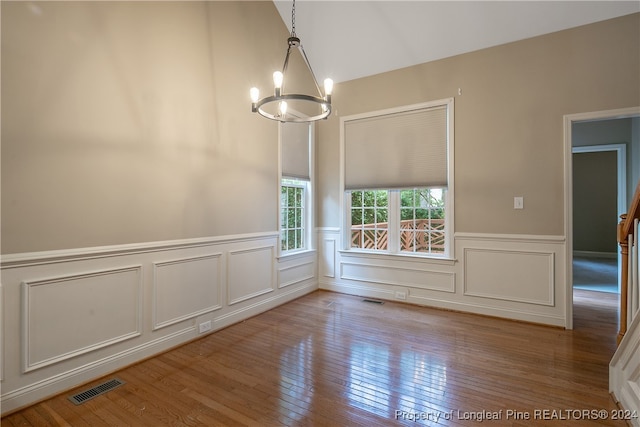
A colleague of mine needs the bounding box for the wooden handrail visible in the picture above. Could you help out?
[617,180,640,345]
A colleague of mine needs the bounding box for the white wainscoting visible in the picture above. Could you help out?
[341,261,455,293]
[318,229,566,327]
[22,266,143,373]
[153,254,222,330]
[278,256,315,289]
[320,236,336,279]
[0,233,317,415]
[227,246,275,305]
[463,248,554,306]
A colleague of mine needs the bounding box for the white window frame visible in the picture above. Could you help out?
[340,99,454,259]
[279,121,314,256]
[280,178,311,253]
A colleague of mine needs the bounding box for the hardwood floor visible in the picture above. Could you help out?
[2,289,629,426]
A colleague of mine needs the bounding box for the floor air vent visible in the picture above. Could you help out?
[362,299,384,305]
[68,378,125,405]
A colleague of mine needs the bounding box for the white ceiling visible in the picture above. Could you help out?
[273,1,640,84]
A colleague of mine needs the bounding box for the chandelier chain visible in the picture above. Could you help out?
[291,0,296,37]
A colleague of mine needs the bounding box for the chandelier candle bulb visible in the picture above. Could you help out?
[324,78,334,96]
[273,71,284,97]
[250,87,259,103]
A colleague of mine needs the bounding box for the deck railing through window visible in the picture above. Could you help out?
[617,180,640,345]
[351,219,445,253]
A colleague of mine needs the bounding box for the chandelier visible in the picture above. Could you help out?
[250,0,333,123]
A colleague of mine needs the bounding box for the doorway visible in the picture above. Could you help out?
[572,144,625,294]
[564,107,640,330]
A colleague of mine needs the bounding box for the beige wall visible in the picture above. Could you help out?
[1,1,290,254]
[317,13,640,236]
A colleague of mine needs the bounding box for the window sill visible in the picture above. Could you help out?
[338,249,457,266]
[277,249,317,262]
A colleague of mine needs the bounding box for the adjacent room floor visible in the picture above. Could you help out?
[573,256,618,293]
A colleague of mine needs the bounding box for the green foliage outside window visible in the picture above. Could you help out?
[351,190,388,225]
[400,189,445,221]
[281,184,304,251]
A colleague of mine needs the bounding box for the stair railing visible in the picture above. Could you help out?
[617,180,640,345]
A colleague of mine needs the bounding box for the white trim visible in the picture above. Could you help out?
[340,260,456,293]
[455,232,565,243]
[278,260,315,289]
[0,232,279,269]
[462,248,555,306]
[339,97,455,257]
[227,245,275,305]
[338,249,457,266]
[152,254,223,331]
[340,98,455,123]
[278,120,315,257]
[316,227,340,233]
[564,106,640,330]
[276,248,317,262]
[21,266,143,373]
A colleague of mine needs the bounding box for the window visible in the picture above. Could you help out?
[342,99,453,257]
[399,188,445,254]
[350,190,388,250]
[348,188,447,256]
[281,179,307,251]
[280,121,313,254]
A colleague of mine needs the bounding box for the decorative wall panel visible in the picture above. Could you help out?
[341,261,455,292]
[279,260,314,289]
[21,266,142,372]
[464,248,554,306]
[227,246,275,305]
[153,254,222,330]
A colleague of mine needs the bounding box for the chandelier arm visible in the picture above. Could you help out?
[281,43,294,93]
[297,44,324,98]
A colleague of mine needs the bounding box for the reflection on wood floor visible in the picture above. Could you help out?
[2,289,627,426]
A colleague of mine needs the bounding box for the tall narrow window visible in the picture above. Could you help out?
[342,99,453,257]
[280,121,312,254]
[281,179,306,251]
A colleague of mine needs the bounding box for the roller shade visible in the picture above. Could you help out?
[281,122,310,180]
[344,105,447,190]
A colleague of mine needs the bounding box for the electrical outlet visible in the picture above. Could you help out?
[395,291,407,300]
[199,320,212,334]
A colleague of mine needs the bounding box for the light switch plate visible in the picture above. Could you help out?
[514,197,524,209]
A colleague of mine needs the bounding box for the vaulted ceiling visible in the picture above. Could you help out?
[274,1,640,84]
